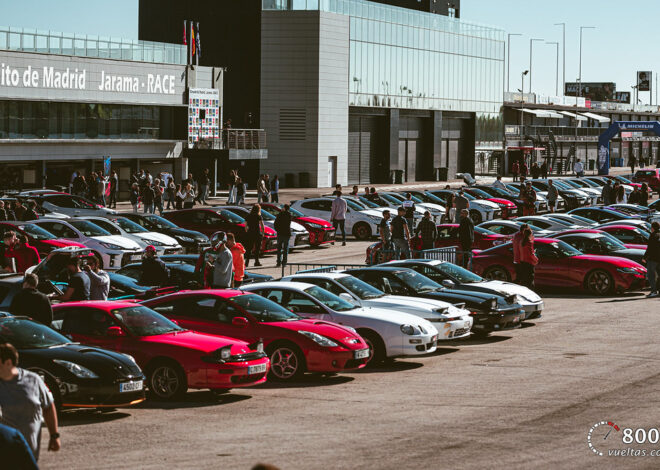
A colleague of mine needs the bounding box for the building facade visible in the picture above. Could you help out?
[0,27,223,193]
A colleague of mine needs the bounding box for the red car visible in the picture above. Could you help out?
[0,221,86,257]
[164,208,277,253]
[142,290,369,381]
[462,188,517,219]
[435,224,510,250]
[633,168,660,191]
[550,228,646,250]
[596,224,650,247]
[260,203,336,246]
[52,301,270,399]
[472,238,647,295]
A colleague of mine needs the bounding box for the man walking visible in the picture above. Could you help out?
[331,191,347,246]
[415,211,437,251]
[9,273,52,326]
[457,209,474,269]
[274,204,292,267]
[207,232,233,289]
[453,189,470,224]
[391,207,411,260]
[547,179,558,213]
[83,256,110,301]
[643,221,660,297]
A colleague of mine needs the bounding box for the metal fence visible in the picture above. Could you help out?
[280,262,365,278]
[225,129,267,150]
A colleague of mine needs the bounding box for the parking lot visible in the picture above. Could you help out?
[39,240,660,470]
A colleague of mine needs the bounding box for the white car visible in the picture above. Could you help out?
[33,193,116,217]
[514,216,581,232]
[280,272,473,340]
[221,206,309,249]
[291,198,382,240]
[427,189,501,224]
[241,281,439,363]
[85,216,182,255]
[31,218,143,270]
[545,213,598,228]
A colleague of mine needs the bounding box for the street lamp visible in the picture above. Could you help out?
[546,41,560,95]
[578,26,596,98]
[507,33,522,92]
[529,38,543,94]
[520,70,529,130]
[554,23,566,95]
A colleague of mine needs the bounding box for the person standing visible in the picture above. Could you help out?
[602,180,613,206]
[264,174,271,203]
[530,162,540,179]
[245,205,264,267]
[257,175,267,204]
[13,200,25,222]
[402,193,416,232]
[630,155,637,175]
[271,175,280,203]
[207,232,233,288]
[444,192,454,224]
[141,181,155,214]
[21,201,39,221]
[547,179,559,213]
[153,179,164,216]
[512,224,529,284]
[109,170,119,209]
[390,207,411,260]
[350,185,359,196]
[0,201,10,221]
[519,227,539,290]
[236,177,246,205]
[521,161,528,179]
[457,209,474,269]
[175,184,184,210]
[615,185,627,204]
[50,258,90,302]
[639,183,650,207]
[7,235,40,273]
[512,160,520,182]
[540,161,548,179]
[330,191,347,246]
[274,204,292,267]
[165,180,176,210]
[9,273,52,326]
[492,175,507,191]
[379,209,392,249]
[139,246,169,287]
[226,233,246,287]
[628,187,640,205]
[0,343,61,462]
[453,189,469,224]
[197,169,210,205]
[97,175,107,207]
[415,211,437,251]
[181,183,196,209]
[227,170,236,205]
[83,256,109,301]
[643,221,660,297]
[130,183,139,213]
[574,160,584,178]
[522,181,537,216]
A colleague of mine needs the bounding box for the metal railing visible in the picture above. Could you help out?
[367,246,463,266]
[506,125,604,139]
[280,262,365,278]
[225,129,267,150]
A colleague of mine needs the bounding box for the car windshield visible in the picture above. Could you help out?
[69,220,111,237]
[258,210,275,221]
[615,176,633,184]
[289,207,304,217]
[550,241,582,257]
[596,234,627,250]
[434,262,484,283]
[346,199,367,211]
[0,318,70,348]
[336,276,386,299]
[467,188,492,199]
[219,210,245,224]
[114,218,149,233]
[230,294,300,322]
[585,178,606,187]
[394,270,442,293]
[145,215,178,230]
[542,217,573,227]
[112,306,183,336]
[19,223,57,240]
[304,286,357,312]
[384,193,404,202]
[474,226,497,235]
[260,206,279,217]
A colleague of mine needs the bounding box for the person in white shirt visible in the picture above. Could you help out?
[330,192,348,246]
[83,256,109,301]
[573,160,584,178]
[492,175,507,191]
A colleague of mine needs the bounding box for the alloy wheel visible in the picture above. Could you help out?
[270,347,299,380]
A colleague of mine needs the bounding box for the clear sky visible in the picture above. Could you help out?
[1,0,657,104]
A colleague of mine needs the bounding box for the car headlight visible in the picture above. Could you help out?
[298,330,338,347]
[177,236,195,243]
[219,346,232,360]
[121,353,137,365]
[617,267,641,274]
[306,223,326,229]
[53,359,99,379]
[400,324,416,335]
[100,242,125,250]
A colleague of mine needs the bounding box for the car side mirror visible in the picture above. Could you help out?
[441,279,456,289]
[106,326,126,337]
[232,317,249,328]
[339,292,355,302]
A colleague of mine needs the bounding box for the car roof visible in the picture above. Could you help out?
[344,266,410,273]
[285,272,346,280]
[151,289,247,300]
[556,232,602,239]
[53,300,139,310]
[243,281,315,290]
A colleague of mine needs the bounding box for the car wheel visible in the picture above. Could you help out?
[147,360,187,400]
[352,222,372,240]
[470,210,483,224]
[267,343,305,381]
[585,269,614,295]
[482,266,511,282]
[358,330,385,366]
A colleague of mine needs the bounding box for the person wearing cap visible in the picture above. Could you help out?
[139,246,169,287]
[206,232,233,289]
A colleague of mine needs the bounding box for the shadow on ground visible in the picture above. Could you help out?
[59,410,132,427]
[135,391,251,410]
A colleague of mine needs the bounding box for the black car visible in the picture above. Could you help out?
[383,259,544,320]
[344,267,525,335]
[568,207,638,224]
[0,316,145,410]
[121,213,210,254]
[554,232,646,264]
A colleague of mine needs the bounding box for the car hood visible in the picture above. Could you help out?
[39,239,87,248]
[143,330,251,354]
[572,254,646,268]
[373,294,468,317]
[264,319,364,345]
[487,198,516,207]
[466,280,542,303]
[471,199,499,210]
[91,235,142,250]
[418,288,521,311]
[296,216,332,228]
[135,232,180,247]
[338,306,437,330]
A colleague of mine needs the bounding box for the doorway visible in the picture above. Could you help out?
[328,156,337,188]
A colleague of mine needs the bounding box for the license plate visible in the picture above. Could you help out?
[247,363,267,375]
[131,254,142,261]
[120,380,143,393]
[354,348,370,359]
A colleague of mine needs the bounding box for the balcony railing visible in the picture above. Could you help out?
[505,125,604,140]
[225,129,267,150]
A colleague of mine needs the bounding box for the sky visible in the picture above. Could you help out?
[1,0,658,104]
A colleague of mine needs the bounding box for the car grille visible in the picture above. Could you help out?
[231,372,266,384]
[295,233,310,245]
[228,352,267,362]
[114,363,142,378]
[451,328,470,338]
[415,340,436,352]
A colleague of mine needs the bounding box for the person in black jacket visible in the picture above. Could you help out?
[457,209,474,269]
[10,273,53,326]
[274,204,292,267]
[139,246,169,287]
[21,200,39,221]
[643,221,660,297]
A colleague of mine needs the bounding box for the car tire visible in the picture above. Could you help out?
[358,329,386,366]
[585,269,614,295]
[352,222,372,241]
[470,210,483,224]
[147,360,188,400]
[482,266,511,282]
[267,342,306,381]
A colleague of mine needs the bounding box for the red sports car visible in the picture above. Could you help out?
[550,228,646,250]
[260,203,336,246]
[435,224,510,249]
[633,168,660,191]
[0,221,86,257]
[596,224,650,247]
[164,208,277,253]
[142,290,369,381]
[52,301,270,399]
[472,238,647,295]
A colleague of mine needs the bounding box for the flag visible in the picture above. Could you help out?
[191,24,196,57]
[196,22,201,61]
[183,20,187,45]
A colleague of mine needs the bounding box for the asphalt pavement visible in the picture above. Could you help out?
[39,239,660,470]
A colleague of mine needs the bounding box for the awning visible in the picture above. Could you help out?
[507,146,546,150]
[558,110,588,121]
[518,108,563,119]
[580,112,610,123]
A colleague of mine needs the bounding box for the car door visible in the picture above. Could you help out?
[299,200,331,220]
[37,222,80,240]
[57,307,128,353]
[264,288,333,322]
[150,296,221,335]
[533,243,570,287]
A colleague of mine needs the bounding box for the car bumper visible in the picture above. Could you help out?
[290,232,310,249]
[435,318,474,340]
[471,310,525,333]
[309,229,335,245]
[189,358,270,390]
[304,348,369,372]
[59,377,146,408]
[615,273,647,292]
[388,334,438,357]
[261,237,277,253]
[520,300,544,320]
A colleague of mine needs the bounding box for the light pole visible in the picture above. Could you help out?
[546,41,559,95]
[554,23,566,95]
[578,26,595,98]
[529,38,543,94]
[520,70,529,137]
[507,33,522,92]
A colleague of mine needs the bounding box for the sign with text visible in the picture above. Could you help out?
[565,82,615,102]
[188,88,220,149]
[637,71,651,92]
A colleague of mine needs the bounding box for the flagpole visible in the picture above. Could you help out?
[196,22,199,66]
[189,21,193,66]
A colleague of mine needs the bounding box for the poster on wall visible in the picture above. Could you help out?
[637,71,651,92]
[188,88,220,149]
